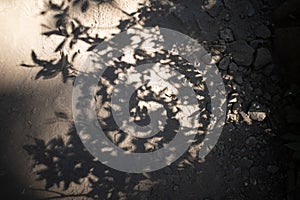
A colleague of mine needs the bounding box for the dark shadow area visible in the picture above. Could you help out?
[272,0,300,198]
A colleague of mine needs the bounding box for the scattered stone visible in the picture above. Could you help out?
[247,101,267,121]
[134,179,156,191]
[228,62,238,74]
[227,113,239,122]
[219,28,234,42]
[224,13,231,21]
[254,48,272,69]
[246,136,257,146]
[218,56,230,70]
[164,167,172,175]
[234,74,243,85]
[263,64,274,76]
[211,45,226,53]
[223,0,231,9]
[255,24,271,39]
[248,111,266,121]
[239,111,252,125]
[240,157,253,169]
[202,0,216,10]
[267,165,279,174]
[232,102,242,111]
[247,1,255,17]
[249,39,264,49]
[204,0,224,17]
[228,92,239,103]
[249,112,267,121]
[173,184,179,191]
[228,40,255,66]
[248,101,265,112]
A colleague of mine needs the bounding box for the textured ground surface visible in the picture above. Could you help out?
[0,0,299,199]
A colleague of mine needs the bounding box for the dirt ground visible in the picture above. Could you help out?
[0,0,299,199]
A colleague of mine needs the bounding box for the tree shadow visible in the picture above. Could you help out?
[20,0,290,199]
[24,124,129,199]
[23,38,214,199]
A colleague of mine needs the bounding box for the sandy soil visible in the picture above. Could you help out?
[0,0,296,199]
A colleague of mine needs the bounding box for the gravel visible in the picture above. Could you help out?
[218,56,230,70]
[228,40,255,66]
[254,24,271,39]
[254,48,272,69]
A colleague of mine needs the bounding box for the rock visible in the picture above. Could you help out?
[228,40,255,66]
[218,56,230,70]
[227,113,239,122]
[164,167,172,174]
[172,184,179,191]
[240,157,253,169]
[247,1,255,17]
[223,0,231,9]
[219,28,234,42]
[228,92,239,103]
[224,13,231,21]
[267,165,279,174]
[211,45,226,54]
[249,39,264,49]
[250,73,263,82]
[232,102,242,111]
[239,111,252,125]
[247,101,267,121]
[204,0,224,17]
[234,74,243,85]
[253,48,272,69]
[263,64,274,76]
[254,24,271,39]
[248,111,266,121]
[228,62,238,74]
[248,112,266,121]
[246,136,257,146]
[134,179,155,191]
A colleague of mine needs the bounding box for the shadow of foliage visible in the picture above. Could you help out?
[24,121,202,199]
[21,50,76,83]
[24,124,127,199]
[20,0,291,199]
